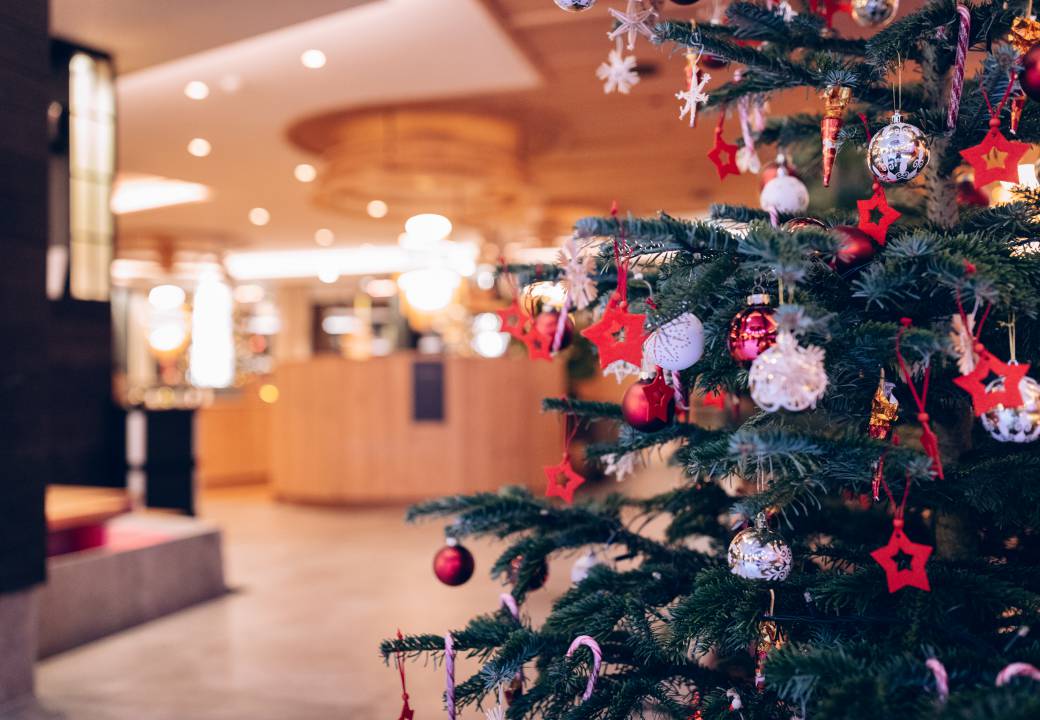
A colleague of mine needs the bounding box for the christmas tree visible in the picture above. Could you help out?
[382,2,1040,718]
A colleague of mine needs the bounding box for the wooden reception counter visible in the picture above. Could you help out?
[264,353,565,504]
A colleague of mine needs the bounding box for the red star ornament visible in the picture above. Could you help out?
[580,293,647,369]
[543,456,586,504]
[857,183,900,246]
[640,370,675,426]
[959,120,1030,188]
[870,520,933,593]
[952,348,1030,416]
[812,0,851,27]
[496,299,529,340]
[708,122,740,181]
[520,323,553,362]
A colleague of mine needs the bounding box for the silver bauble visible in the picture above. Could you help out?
[981,375,1040,443]
[759,168,810,215]
[867,111,929,184]
[554,0,597,10]
[728,517,792,582]
[851,0,898,27]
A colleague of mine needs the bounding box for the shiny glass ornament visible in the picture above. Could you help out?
[644,312,704,371]
[728,293,778,363]
[781,217,826,232]
[533,310,574,351]
[851,0,898,27]
[554,0,597,10]
[867,111,929,184]
[749,330,828,412]
[621,372,676,432]
[434,540,475,586]
[728,516,792,582]
[981,375,1040,443]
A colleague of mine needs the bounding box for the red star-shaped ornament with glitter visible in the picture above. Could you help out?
[870,519,933,592]
[857,182,900,245]
[580,293,647,369]
[543,455,586,504]
[640,369,675,426]
[521,323,553,362]
[959,119,1030,188]
[708,118,740,181]
[952,347,1030,416]
[496,299,529,340]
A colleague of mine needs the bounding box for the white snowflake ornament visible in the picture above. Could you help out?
[676,71,711,128]
[602,450,643,482]
[596,46,640,95]
[607,0,657,51]
[603,360,641,383]
[748,330,828,412]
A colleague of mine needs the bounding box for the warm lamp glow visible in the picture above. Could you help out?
[294,163,317,182]
[314,228,334,246]
[189,277,234,388]
[471,313,509,358]
[187,138,211,157]
[318,267,339,284]
[249,207,271,226]
[148,284,186,311]
[301,49,326,69]
[111,175,211,214]
[367,199,389,218]
[258,384,280,404]
[404,213,452,241]
[183,80,209,100]
[397,268,460,312]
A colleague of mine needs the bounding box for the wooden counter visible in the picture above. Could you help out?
[267,353,565,504]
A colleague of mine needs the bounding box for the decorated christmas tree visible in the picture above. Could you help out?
[382,1,1040,718]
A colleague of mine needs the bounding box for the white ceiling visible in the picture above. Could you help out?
[53,0,542,250]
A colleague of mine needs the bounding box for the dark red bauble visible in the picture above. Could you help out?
[781,217,826,232]
[533,311,574,351]
[508,554,549,590]
[699,54,729,69]
[621,377,676,432]
[727,294,778,363]
[831,225,877,271]
[760,160,800,190]
[433,543,475,586]
[1019,44,1040,102]
[956,177,989,207]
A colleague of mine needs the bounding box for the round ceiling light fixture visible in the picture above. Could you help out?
[184,81,209,100]
[294,163,317,182]
[248,207,271,226]
[301,49,326,69]
[404,213,452,242]
[187,138,211,157]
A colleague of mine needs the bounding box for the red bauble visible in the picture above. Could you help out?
[508,554,549,590]
[1019,44,1040,102]
[433,542,475,586]
[956,176,989,207]
[533,311,574,351]
[781,217,826,232]
[727,294,778,363]
[831,225,877,271]
[699,54,729,69]
[621,372,676,432]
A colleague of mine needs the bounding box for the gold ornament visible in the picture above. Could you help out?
[754,591,787,690]
[1010,16,1040,55]
[868,372,899,439]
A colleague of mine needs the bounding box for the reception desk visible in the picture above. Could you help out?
[264,353,565,504]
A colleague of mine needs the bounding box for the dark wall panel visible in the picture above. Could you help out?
[0,0,50,592]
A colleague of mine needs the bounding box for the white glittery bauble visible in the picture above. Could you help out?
[851,0,898,26]
[570,550,603,583]
[728,525,792,582]
[748,331,828,412]
[759,174,809,215]
[643,313,704,371]
[554,0,596,10]
[981,375,1040,443]
[867,113,929,184]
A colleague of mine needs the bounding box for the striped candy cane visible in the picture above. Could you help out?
[925,657,949,702]
[445,633,456,720]
[947,5,971,130]
[996,662,1040,686]
[566,635,603,702]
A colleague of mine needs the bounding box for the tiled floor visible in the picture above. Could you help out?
[36,464,676,719]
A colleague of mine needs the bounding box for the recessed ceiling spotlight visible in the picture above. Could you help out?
[366,199,389,218]
[314,228,335,246]
[184,80,209,100]
[318,267,339,284]
[404,213,452,241]
[294,163,317,183]
[249,207,271,226]
[187,138,211,157]
[301,49,326,69]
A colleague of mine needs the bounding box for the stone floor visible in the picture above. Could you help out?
[37,465,676,719]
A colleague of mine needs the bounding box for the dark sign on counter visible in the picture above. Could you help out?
[412,360,445,422]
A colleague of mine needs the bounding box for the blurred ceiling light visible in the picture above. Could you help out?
[523,280,567,309]
[404,213,452,241]
[258,384,280,404]
[314,228,335,246]
[475,264,496,290]
[472,329,510,358]
[366,199,389,218]
[249,207,271,226]
[187,137,211,157]
[190,277,235,388]
[301,49,326,69]
[397,268,460,312]
[183,80,209,100]
[233,284,265,304]
[148,284,186,311]
[246,314,281,335]
[318,267,339,284]
[321,314,360,335]
[148,323,188,354]
[294,163,317,182]
[111,174,211,214]
[363,278,398,298]
[225,243,478,281]
[473,312,503,333]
